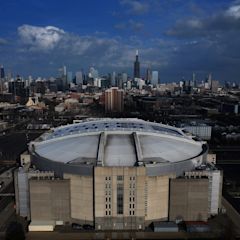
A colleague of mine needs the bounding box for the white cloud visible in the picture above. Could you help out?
[114,20,144,32]
[17,25,119,57]
[59,34,92,55]
[0,38,8,45]
[18,25,65,50]
[167,2,240,38]
[120,0,149,15]
[225,4,240,19]
[187,19,203,29]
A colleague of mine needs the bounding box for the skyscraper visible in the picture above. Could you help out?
[111,72,116,86]
[134,50,140,78]
[67,72,73,84]
[59,65,67,91]
[76,71,83,85]
[146,68,152,84]
[192,72,196,87]
[116,73,123,89]
[0,65,5,79]
[63,65,67,76]
[89,67,98,79]
[122,73,128,83]
[208,73,212,90]
[151,71,159,86]
[0,65,5,93]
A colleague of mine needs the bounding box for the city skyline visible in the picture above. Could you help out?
[0,0,240,83]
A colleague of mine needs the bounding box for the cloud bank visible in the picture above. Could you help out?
[18,25,65,50]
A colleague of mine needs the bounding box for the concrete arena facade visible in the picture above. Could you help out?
[28,119,209,230]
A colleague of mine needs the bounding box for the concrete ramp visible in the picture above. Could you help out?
[104,134,137,166]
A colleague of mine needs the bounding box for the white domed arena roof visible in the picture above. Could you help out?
[30,118,207,176]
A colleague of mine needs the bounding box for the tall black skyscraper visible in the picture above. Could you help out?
[0,65,5,79]
[134,50,140,78]
[0,65,4,94]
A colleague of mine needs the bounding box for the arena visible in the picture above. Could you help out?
[14,119,222,231]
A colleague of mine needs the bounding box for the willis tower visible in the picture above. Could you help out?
[0,65,4,79]
[0,65,4,94]
[133,50,140,78]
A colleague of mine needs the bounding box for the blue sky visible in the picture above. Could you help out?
[0,0,240,83]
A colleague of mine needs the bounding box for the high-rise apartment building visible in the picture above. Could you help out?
[105,87,124,112]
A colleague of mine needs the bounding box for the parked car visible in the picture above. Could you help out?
[71,223,83,230]
[83,224,94,230]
